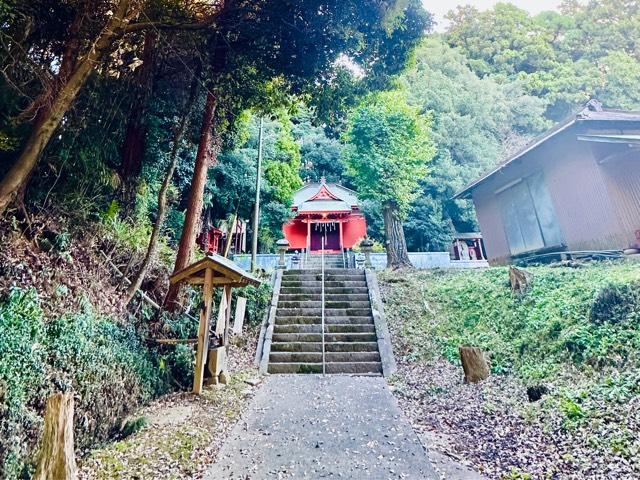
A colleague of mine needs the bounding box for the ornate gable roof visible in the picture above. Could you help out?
[309,184,340,201]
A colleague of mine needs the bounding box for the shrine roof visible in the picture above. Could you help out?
[298,199,351,213]
[293,182,359,209]
[170,253,261,287]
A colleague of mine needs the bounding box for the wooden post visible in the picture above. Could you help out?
[34,392,77,480]
[215,286,228,336]
[459,346,490,383]
[223,285,232,345]
[193,267,214,394]
[223,214,237,258]
[233,296,247,334]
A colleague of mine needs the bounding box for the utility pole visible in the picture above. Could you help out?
[251,117,264,272]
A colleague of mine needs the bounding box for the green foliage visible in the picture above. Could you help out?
[119,417,147,439]
[100,199,158,255]
[343,90,435,216]
[295,107,345,182]
[590,282,640,326]
[0,288,177,478]
[445,1,640,119]
[396,37,547,250]
[236,281,273,327]
[0,288,46,479]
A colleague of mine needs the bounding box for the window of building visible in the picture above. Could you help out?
[498,172,563,255]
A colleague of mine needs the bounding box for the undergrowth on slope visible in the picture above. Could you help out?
[0,288,172,479]
[381,262,640,382]
[380,261,640,472]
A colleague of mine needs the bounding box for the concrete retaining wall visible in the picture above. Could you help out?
[232,252,488,272]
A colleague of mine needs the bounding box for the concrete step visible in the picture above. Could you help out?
[269,351,381,363]
[281,281,367,288]
[278,293,370,302]
[267,362,382,374]
[284,269,360,275]
[272,332,377,343]
[270,342,379,353]
[279,287,369,295]
[272,316,374,325]
[273,324,376,334]
[282,271,362,277]
[277,300,371,309]
[268,362,323,374]
[327,362,382,374]
[276,308,373,317]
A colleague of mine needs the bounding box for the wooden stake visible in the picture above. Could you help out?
[193,267,214,394]
[215,286,228,336]
[458,346,490,383]
[34,392,77,480]
[233,296,247,334]
[509,266,533,295]
[223,285,232,345]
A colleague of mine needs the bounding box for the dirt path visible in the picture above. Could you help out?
[206,375,437,479]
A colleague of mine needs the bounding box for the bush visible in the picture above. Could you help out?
[0,288,171,479]
[590,282,640,326]
[237,282,273,327]
[0,288,47,479]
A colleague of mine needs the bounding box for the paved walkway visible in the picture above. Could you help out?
[207,375,437,479]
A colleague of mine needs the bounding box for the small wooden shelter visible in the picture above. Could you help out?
[170,253,260,394]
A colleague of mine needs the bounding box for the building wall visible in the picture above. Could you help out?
[342,215,367,248]
[599,149,640,247]
[472,126,636,264]
[283,214,368,250]
[283,219,307,249]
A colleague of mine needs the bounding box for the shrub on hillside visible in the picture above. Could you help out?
[0,288,171,479]
[590,282,640,326]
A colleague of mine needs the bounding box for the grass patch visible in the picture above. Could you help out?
[381,261,640,382]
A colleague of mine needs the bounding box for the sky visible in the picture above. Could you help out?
[424,0,564,31]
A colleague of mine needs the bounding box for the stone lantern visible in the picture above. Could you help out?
[360,238,374,268]
[276,239,290,269]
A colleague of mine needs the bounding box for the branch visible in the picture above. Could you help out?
[122,18,217,34]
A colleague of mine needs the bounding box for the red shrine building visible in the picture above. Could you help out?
[283,179,367,252]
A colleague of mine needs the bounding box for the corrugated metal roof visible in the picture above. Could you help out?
[298,199,351,213]
[577,134,640,144]
[453,105,640,199]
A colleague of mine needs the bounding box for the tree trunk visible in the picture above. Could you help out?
[34,393,76,480]
[458,346,490,383]
[383,201,412,269]
[0,0,137,217]
[119,31,157,210]
[125,76,199,305]
[163,90,220,310]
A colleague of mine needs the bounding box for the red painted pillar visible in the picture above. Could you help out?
[339,220,344,250]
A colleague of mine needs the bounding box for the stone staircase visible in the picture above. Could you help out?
[303,253,345,269]
[268,266,382,375]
